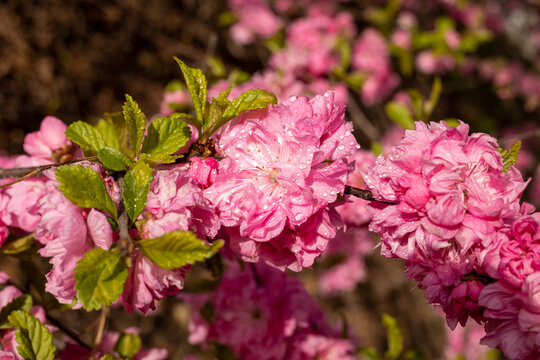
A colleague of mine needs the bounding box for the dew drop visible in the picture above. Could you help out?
[290,96,297,102]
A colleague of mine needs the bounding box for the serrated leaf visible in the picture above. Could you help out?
[221,89,277,124]
[174,57,207,126]
[115,333,141,358]
[74,248,128,311]
[122,162,154,222]
[498,140,521,173]
[138,231,223,270]
[382,314,403,360]
[104,112,131,157]
[138,153,181,166]
[0,295,33,329]
[203,96,231,135]
[56,165,118,220]
[98,147,134,171]
[141,116,192,156]
[8,310,55,360]
[0,234,35,255]
[65,121,105,155]
[123,95,147,158]
[385,102,415,130]
[96,119,121,150]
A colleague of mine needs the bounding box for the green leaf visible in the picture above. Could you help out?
[174,57,207,126]
[65,121,105,155]
[407,89,424,120]
[498,140,521,173]
[8,310,56,360]
[103,112,131,157]
[385,102,415,129]
[203,96,232,136]
[206,56,227,78]
[138,231,224,270]
[115,332,142,358]
[221,89,276,123]
[0,234,35,255]
[98,354,117,360]
[424,77,442,120]
[403,348,427,360]
[122,161,154,222]
[123,95,147,158]
[358,347,381,360]
[141,116,192,156]
[74,248,129,311]
[371,142,384,156]
[96,119,121,150]
[0,295,33,329]
[56,165,118,220]
[138,153,181,166]
[382,314,403,360]
[98,147,134,171]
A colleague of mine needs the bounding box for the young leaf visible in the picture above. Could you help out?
[8,310,56,360]
[103,112,131,157]
[0,295,33,329]
[138,153,181,166]
[382,314,403,360]
[98,147,134,172]
[74,248,129,311]
[115,333,142,358]
[220,89,277,124]
[357,347,381,360]
[123,95,147,158]
[203,96,231,135]
[122,161,154,222]
[174,57,207,126]
[0,233,35,255]
[65,121,105,154]
[56,165,118,220]
[96,119,121,150]
[385,102,415,130]
[498,140,521,173]
[138,231,224,270]
[141,116,192,156]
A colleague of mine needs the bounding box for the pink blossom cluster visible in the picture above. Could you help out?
[182,261,356,360]
[318,150,376,294]
[205,92,359,271]
[362,120,540,359]
[353,29,400,104]
[0,116,74,246]
[443,316,495,360]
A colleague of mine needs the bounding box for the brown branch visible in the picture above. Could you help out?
[344,185,396,205]
[0,156,99,187]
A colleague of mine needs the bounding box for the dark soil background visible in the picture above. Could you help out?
[0,1,491,359]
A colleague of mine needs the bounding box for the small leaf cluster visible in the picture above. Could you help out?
[0,295,56,360]
[174,57,277,144]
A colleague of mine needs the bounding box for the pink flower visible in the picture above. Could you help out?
[188,157,218,188]
[35,167,118,306]
[229,0,282,44]
[444,317,493,360]
[159,89,190,115]
[206,92,359,270]
[353,29,400,104]
[4,179,46,232]
[126,166,219,313]
[23,116,73,162]
[416,50,456,75]
[182,262,354,360]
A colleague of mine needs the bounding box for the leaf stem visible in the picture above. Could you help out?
[90,307,109,360]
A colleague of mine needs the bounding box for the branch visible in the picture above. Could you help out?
[90,307,109,360]
[0,156,99,188]
[344,185,396,205]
